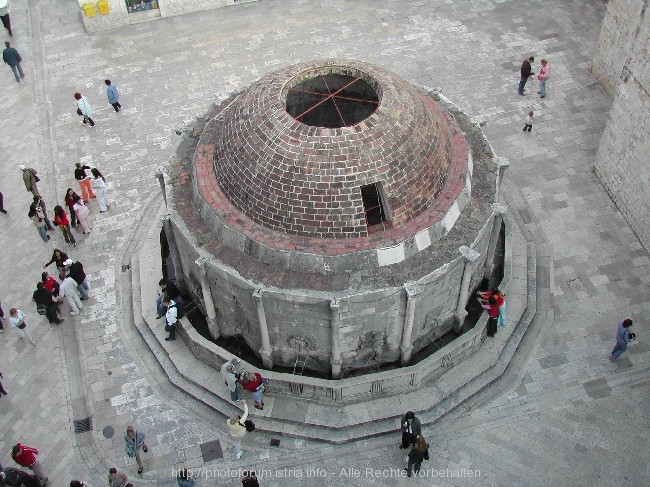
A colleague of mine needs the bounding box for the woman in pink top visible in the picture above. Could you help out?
[537,59,550,98]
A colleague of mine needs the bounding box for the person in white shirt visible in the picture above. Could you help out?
[163,298,178,341]
[9,308,35,345]
[59,276,83,315]
[220,358,241,402]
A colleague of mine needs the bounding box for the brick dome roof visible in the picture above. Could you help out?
[213,60,456,239]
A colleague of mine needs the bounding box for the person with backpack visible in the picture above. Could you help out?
[32,282,63,325]
[0,467,41,487]
[406,436,430,477]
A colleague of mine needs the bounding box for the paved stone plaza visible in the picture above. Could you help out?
[0,0,648,486]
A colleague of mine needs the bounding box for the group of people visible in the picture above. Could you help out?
[517,56,551,133]
[220,358,269,410]
[74,80,122,128]
[20,163,110,244]
[0,442,48,487]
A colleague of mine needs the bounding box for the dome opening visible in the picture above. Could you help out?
[285,72,379,128]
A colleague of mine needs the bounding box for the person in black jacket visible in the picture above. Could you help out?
[0,467,42,487]
[156,279,183,319]
[399,411,422,449]
[63,259,89,300]
[406,436,430,477]
[518,56,535,95]
[33,283,63,325]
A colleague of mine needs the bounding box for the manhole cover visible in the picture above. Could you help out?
[199,439,223,462]
[103,426,115,439]
[270,438,281,447]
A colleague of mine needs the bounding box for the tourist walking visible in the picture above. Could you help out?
[53,205,77,246]
[537,59,550,98]
[19,165,40,197]
[74,163,95,201]
[33,196,54,230]
[33,282,63,325]
[59,276,83,315]
[107,468,130,487]
[70,481,89,487]
[239,371,268,410]
[8,309,36,345]
[28,204,49,242]
[177,469,195,487]
[124,425,148,474]
[0,371,8,396]
[156,279,183,318]
[0,191,8,214]
[64,188,81,228]
[0,0,12,36]
[0,467,41,487]
[518,56,534,95]
[91,168,109,212]
[523,111,534,133]
[63,258,90,300]
[73,196,91,234]
[105,80,122,112]
[399,411,421,449]
[163,297,178,341]
[610,319,635,360]
[406,436,430,477]
[221,358,242,402]
[11,444,46,485]
[43,248,69,276]
[2,41,23,82]
[227,401,249,459]
[74,93,95,127]
[0,298,5,332]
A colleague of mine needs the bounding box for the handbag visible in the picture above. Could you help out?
[243,419,256,432]
[36,304,47,316]
[17,322,27,329]
[165,323,173,332]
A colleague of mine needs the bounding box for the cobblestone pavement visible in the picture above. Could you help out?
[1,0,648,486]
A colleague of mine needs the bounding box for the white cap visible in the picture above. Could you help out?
[19,164,26,171]
[63,259,73,266]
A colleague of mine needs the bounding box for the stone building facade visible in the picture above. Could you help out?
[77,0,258,31]
[165,60,506,378]
[592,0,650,251]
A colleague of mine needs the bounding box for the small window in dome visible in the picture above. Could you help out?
[361,183,391,232]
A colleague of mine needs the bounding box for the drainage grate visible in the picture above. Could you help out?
[270,438,281,447]
[73,417,93,433]
[122,264,130,272]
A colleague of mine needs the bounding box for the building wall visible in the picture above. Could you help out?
[594,0,650,251]
[77,0,257,31]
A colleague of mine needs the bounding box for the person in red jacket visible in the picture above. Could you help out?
[11,443,47,486]
[239,372,268,410]
[53,205,76,246]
